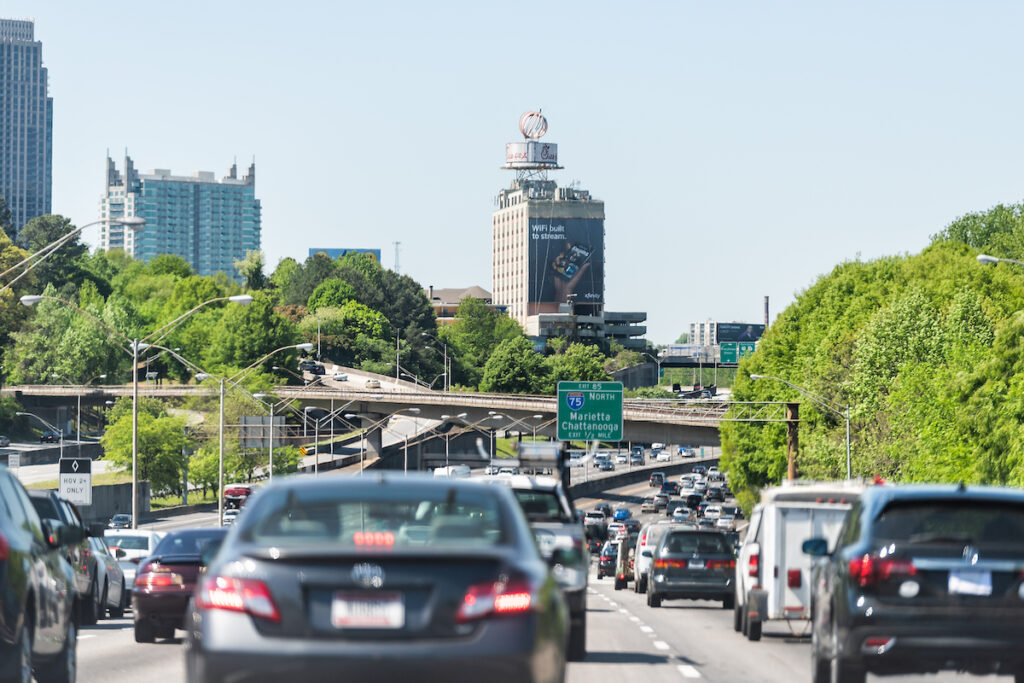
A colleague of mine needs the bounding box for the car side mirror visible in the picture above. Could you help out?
[41,519,67,549]
[113,547,126,559]
[802,537,829,557]
[641,549,653,558]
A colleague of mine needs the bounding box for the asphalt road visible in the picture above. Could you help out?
[74,478,1007,683]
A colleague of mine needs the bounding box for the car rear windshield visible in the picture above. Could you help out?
[153,530,224,556]
[242,487,505,548]
[663,532,730,555]
[872,498,1024,547]
[513,489,572,523]
[106,534,151,550]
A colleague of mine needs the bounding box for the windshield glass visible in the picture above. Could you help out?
[513,489,571,523]
[153,529,224,556]
[242,487,505,548]
[663,532,730,555]
[106,535,151,550]
[873,499,1024,547]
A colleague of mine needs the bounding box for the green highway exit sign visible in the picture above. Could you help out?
[557,381,623,441]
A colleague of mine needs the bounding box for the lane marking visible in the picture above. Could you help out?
[619,608,629,614]
[629,616,641,623]
[677,665,701,678]
[79,634,96,640]
[653,640,670,650]
[640,625,654,633]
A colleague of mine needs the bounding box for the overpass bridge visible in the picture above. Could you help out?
[3,382,792,460]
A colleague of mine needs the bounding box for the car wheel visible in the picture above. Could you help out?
[567,616,586,662]
[595,572,602,580]
[613,577,624,590]
[34,615,75,683]
[746,602,761,641]
[109,581,125,618]
[1,615,32,683]
[80,581,99,626]
[134,619,155,643]
[97,582,108,621]
[647,590,661,608]
[830,654,865,683]
[157,624,176,640]
[733,598,743,632]
[722,593,734,610]
[811,637,829,683]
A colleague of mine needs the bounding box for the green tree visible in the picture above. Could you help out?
[480,336,549,394]
[204,291,300,373]
[101,398,187,494]
[307,278,355,313]
[235,250,268,290]
[440,297,524,387]
[0,196,11,236]
[16,215,89,290]
[546,343,612,392]
[270,257,299,292]
[298,301,390,367]
[283,252,340,305]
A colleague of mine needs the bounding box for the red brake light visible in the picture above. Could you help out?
[848,554,916,587]
[134,561,185,588]
[196,576,280,623]
[353,531,395,547]
[788,569,802,588]
[707,559,736,570]
[457,578,534,622]
[654,559,688,569]
[0,532,8,562]
[748,553,760,577]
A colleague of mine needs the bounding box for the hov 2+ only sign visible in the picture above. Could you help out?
[59,458,92,507]
[557,381,623,442]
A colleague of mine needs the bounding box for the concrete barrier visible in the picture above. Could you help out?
[568,457,719,500]
[10,442,104,466]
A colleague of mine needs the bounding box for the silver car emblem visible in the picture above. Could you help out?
[352,563,385,589]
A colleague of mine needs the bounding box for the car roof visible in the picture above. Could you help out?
[104,528,162,538]
[860,483,1024,512]
[490,474,562,491]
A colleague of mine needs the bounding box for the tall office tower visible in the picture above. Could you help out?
[0,19,53,237]
[492,112,605,328]
[99,155,261,279]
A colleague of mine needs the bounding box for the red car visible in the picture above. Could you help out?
[133,527,226,642]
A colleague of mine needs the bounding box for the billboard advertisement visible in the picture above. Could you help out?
[308,248,381,262]
[716,322,765,342]
[505,141,559,168]
[528,217,604,306]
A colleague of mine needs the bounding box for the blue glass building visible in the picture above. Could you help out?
[100,155,261,280]
[0,19,52,237]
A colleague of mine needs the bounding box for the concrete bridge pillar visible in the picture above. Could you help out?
[359,414,385,461]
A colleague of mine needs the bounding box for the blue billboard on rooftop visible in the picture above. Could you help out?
[309,248,381,261]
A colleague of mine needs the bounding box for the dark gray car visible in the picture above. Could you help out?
[647,529,735,609]
[184,474,568,683]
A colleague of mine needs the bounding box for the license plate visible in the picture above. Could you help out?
[331,592,404,629]
[690,560,705,569]
[948,569,992,596]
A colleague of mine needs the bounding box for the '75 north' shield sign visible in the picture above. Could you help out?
[565,392,585,410]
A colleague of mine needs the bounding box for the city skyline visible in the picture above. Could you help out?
[4,3,1024,343]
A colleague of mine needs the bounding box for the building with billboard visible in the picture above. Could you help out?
[99,155,261,280]
[687,319,766,346]
[0,19,52,238]
[492,112,648,352]
[308,247,381,262]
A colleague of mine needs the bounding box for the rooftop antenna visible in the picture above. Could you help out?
[393,241,401,274]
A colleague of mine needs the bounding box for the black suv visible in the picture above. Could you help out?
[28,490,105,625]
[298,359,325,375]
[0,466,78,682]
[805,484,1024,683]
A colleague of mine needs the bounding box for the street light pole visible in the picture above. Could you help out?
[131,339,142,529]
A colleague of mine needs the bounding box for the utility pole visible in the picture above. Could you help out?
[393,241,401,274]
[786,402,799,481]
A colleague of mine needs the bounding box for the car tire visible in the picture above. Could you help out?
[746,602,761,641]
[722,593,734,610]
[80,581,99,626]
[157,624,176,640]
[647,591,661,608]
[595,572,602,580]
[830,655,865,683]
[614,577,624,590]
[567,616,586,662]
[637,575,647,594]
[97,582,108,622]
[811,641,829,683]
[109,581,126,619]
[1,615,32,683]
[34,616,75,683]
[134,619,155,643]
[733,599,743,631]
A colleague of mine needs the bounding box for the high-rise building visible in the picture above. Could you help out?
[492,112,605,327]
[99,155,261,279]
[0,19,52,237]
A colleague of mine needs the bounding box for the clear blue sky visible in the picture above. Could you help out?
[8,1,1024,343]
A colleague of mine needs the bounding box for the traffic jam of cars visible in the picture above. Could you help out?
[5,441,1024,683]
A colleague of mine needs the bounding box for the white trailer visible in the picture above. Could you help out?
[734,481,863,640]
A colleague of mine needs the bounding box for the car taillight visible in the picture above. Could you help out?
[456,578,534,622]
[600,555,612,562]
[195,576,280,623]
[706,559,736,570]
[0,531,8,562]
[134,562,185,588]
[788,569,802,588]
[848,554,916,587]
[654,559,688,569]
[748,553,759,577]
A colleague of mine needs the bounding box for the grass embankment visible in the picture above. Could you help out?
[27,468,216,510]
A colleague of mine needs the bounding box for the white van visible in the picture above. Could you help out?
[432,465,471,478]
[734,481,863,641]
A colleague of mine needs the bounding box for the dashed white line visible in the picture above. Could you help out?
[619,608,629,614]
[677,664,701,678]
[640,625,654,633]
[653,640,670,650]
[629,616,641,623]
[79,635,96,640]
